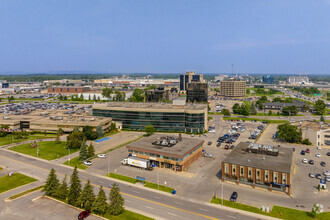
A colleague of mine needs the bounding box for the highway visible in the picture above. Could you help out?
[0,149,274,220]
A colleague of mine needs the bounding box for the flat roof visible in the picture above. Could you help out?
[93,102,207,111]
[293,121,330,131]
[222,142,293,173]
[126,134,204,158]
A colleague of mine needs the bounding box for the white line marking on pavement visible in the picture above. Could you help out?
[153,196,161,199]
[226,215,237,219]
[175,201,183,205]
[32,196,42,202]
[168,212,177,216]
[145,206,154,210]
[126,200,131,203]
[199,208,209,212]
[132,191,140,194]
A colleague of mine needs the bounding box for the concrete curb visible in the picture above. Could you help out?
[4,188,43,202]
[0,179,40,200]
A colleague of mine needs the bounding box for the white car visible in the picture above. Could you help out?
[204,153,213,158]
[302,158,308,164]
[317,146,322,150]
[327,176,330,182]
[323,171,330,176]
[83,161,92,166]
[316,153,321,158]
[97,154,107,158]
[309,172,315,178]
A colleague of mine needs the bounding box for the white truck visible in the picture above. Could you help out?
[121,156,153,170]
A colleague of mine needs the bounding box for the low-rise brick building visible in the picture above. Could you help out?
[48,86,90,94]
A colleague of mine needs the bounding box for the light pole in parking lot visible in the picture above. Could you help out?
[221,179,224,206]
[108,155,110,175]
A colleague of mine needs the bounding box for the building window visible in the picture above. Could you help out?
[282,173,286,184]
[240,167,244,176]
[248,167,252,179]
[274,172,278,183]
[232,165,236,175]
[265,170,269,182]
[224,164,228,174]
[256,169,260,180]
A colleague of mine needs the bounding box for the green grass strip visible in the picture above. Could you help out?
[0,173,38,194]
[63,156,88,170]
[8,185,44,200]
[144,182,175,193]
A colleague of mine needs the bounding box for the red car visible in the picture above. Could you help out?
[225,145,229,150]
[306,148,310,153]
[78,210,91,220]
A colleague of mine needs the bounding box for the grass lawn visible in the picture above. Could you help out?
[0,167,3,171]
[144,182,175,193]
[103,210,154,220]
[0,173,37,194]
[255,113,304,117]
[224,117,288,124]
[0,133,58,146]
[63,156,88,170]
[9,141,79,160]
[8,185,44,200]
[211,197,330,220]
[107,173,137,183]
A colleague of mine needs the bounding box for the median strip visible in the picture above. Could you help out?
[7,185,44,201]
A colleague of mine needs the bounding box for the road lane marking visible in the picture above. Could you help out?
[132,190,141,194]
[226,215,237,219]
[0,154,218,220]
[153,196,161,199]
[145,206,154,209]
[175,201,183,205]
[168,212,177,216]
[200,208,209,212]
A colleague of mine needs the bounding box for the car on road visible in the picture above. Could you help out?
[83,161,92,166]
[316,174,322,179]
[230,192,238,202]
[317,146,322,150]
[321,161,326,167]
[323,171,330,176]
[301,150,305,155]
[204,153,213,158]
[309,172,315,178]
[302,159,308,164]
[216,142,221,147]
[327,152,330,156]
[97,154,106,158]
[207,142,212,145]
[316,153,321,158]
[309,160,314,165]
[78,210,91,220]
[306,148,310,153]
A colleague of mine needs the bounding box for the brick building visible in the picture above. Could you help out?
[221,142,294,195]
[126,134,204,171]
[48,86,90,94]
[220,79,246,97]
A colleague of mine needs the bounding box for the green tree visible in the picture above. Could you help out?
[96,125,104,138]
[63,96,68,100]
[221,108,231,117]
[102,87,113,98]
[80,93,84,100]
[273,97,282,102]
[7,96,14,103]
[88,94,91,100]
[240,103,250,116]
[55,175,69,200]
[43,168,60,196]
[68,167,82,206]
[145,125,155,136]
[277,123,302,143]
[321,115,325,122]
[79,140,88,161]
[67,131,85,149]
[57,128,64,135]
[302,104,310,112]
[93,94,97,101]
[92,186,108,215]
[129,88,145,102]
[73,126,79,132]
[315,100,326,115]
[109,183,125,215]
[110,122,117,131]
[77,180,95,210]
[268,110,273,116]
[87,143,95,158]
[55,135,61,144]
[302,138,312,145]
[250,102,257,115]
[207,104,211,112]
[232,103,241,114]
[83,126,98,140]
[311,203,320,217]
[281,106,298,116]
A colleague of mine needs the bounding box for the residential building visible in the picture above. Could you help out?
[186,82,208,103]
[92,101,208,133]
[180,71,204,91]
[220,79,246,97]
[287,76,309,84]
[48,86,90,94]
[222,142,294,195]
[126,134,204,171]
[145,88,170,102]
[262,75,274,84]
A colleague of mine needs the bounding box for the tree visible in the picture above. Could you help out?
[273,97,282,102]
[110,122,117,131]
[73,126,80,132]
[93,94,97,101]
[102,87,113,98]
[92,186,108,215]
[232,103,241,114]
[67,131,85,149]
[281,106,298,116]
[55,135,61,144]
[80,93,84,100]
[114,90,125,101]
[79,140,88,161]
[63,96,68,100]
[96,125,104,138]
[302,104,310,112]
[321,115,325,122]
[83,126,98,140]
[302,138,312,145]
[221,109,231,117]
[68,167,82,206]
[145,125,155,136]
[240,103,250,116]
[311,203,320,217]
[129,88,145,102]
[7,96,14,103]
[77,180,95,210]
[268,110,273,116]
[250,102,257,115]
[43,168,60,196]
[277,123,302,143]
[57,128,64,135]
[207,104,211,112]
[87,143,95,158]
[109,183,124,215]
[315,100,326,115]
[55,175,69,200]
[88,94,91,100]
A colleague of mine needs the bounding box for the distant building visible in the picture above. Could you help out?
[220,79,246,97]
[186,82,208,103]
[263,99,307,111]
[222,142,294,195]
[262,75,274,84]
[145,88,170,102]
[48,86,90,94]
[180,71,204,91]
[287,76,309,84]
[215,74,229,82]
[292,121,330,147]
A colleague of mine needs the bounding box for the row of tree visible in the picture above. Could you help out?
[277,123,311,145]
[67,125,104,149]
[102,87,126,101]
[43,167,124,216]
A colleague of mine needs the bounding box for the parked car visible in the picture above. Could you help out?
[321,161,326,167]
[83,161,92,166]
[204,153,213,158]
[323,171,330,176]
[317,146,322,150]
[301,150,305,155]
[224,145,229,150]
[216,142,221,147]
[309,172,315,178]
[316,153,321,158]
[97,154,106,158]
[202,149,206,154]
[306,148,310,153]
[230,192,238,202]
[78,210,91,220]
[316,174,322,179]
[326,176,330,182]
[309,160,314,165]
[191,134,194,137]
[207,142,212,145]
[302,159,308,164]
[230,145,235,149]
[327,152,330,156]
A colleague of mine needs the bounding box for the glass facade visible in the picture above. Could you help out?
[180,75,184,90]
[93,109,205,132]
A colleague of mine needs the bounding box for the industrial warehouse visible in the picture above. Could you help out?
[125,134,204,171]
[222,142,294,195]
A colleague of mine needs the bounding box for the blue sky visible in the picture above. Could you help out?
[0,0,330,74]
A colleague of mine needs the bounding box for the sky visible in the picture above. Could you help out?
[0,0,330,74]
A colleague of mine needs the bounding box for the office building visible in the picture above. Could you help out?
[222,142,294,195]
[292,121,330,147]
[92,101,208,133]
[180,71,204,91]
[126,134,204,171]
[48,86,90,94]
[262,75,274,84]
[186,82,208,103]
[263,99,307,111]
[220,79,246,97]
[287,76,309,84]
[145,88,170,102]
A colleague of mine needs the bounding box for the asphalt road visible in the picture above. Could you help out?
[0,149,274,220]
